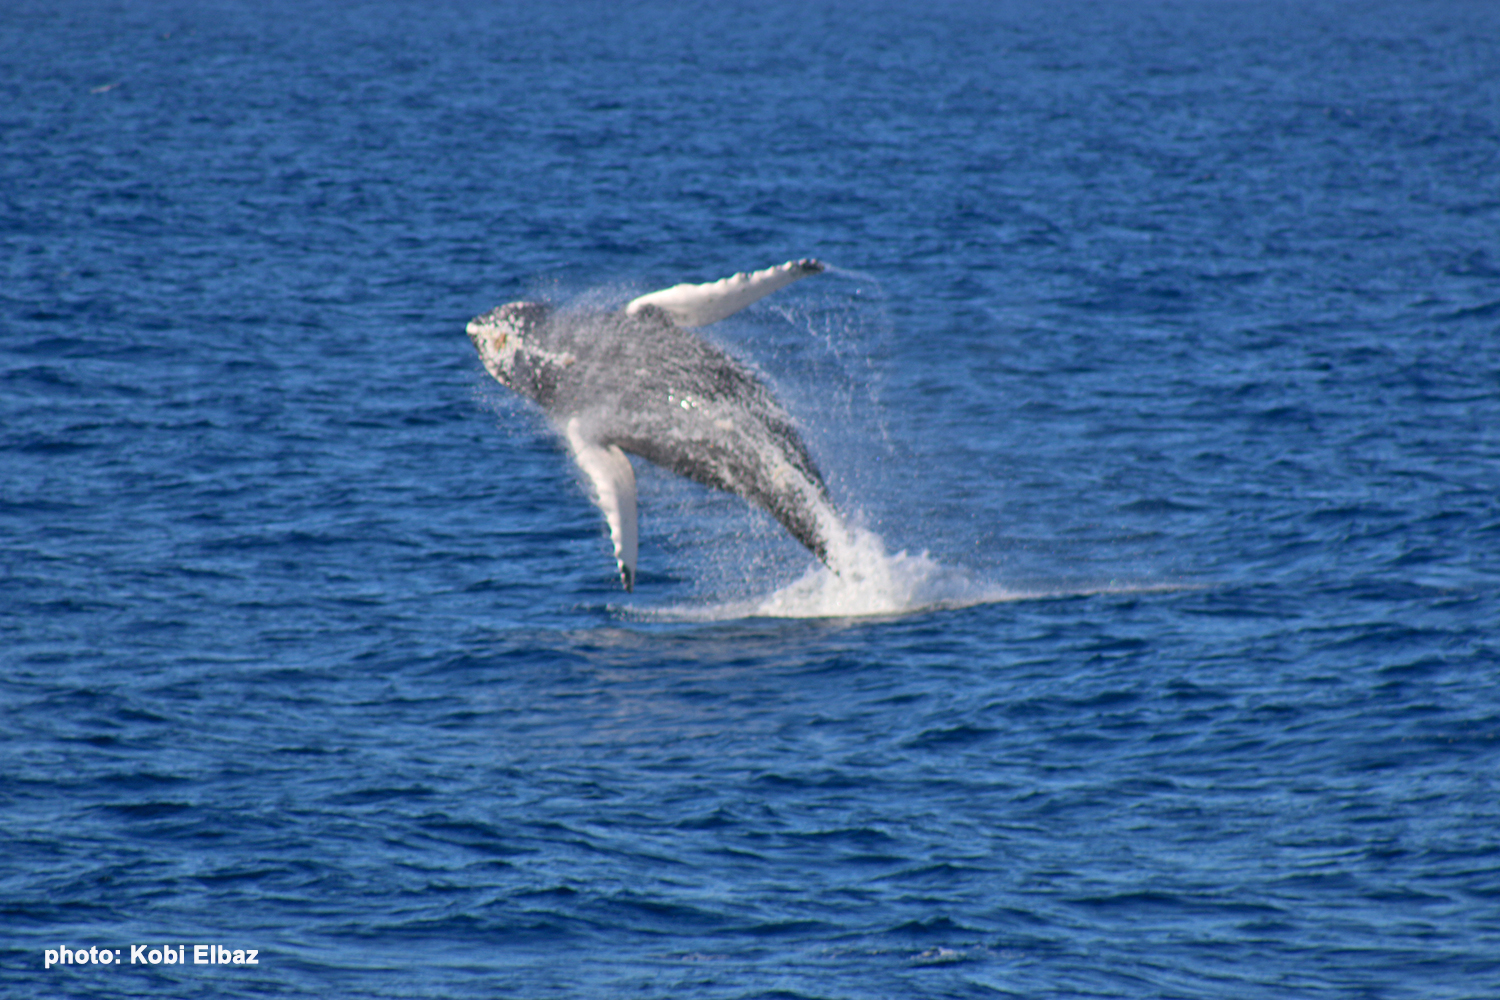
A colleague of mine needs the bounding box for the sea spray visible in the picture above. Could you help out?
[644,523,1019,621]
[753,526,1002,618]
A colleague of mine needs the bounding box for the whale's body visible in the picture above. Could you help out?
[468,260,837,589]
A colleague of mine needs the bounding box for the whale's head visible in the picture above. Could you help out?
[468,300,578,406]
[467,301,550,388]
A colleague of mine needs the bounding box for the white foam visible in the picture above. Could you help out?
[635,517,1201,622]
[644,525,1021,622]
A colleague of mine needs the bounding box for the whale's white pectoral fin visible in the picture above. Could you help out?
[565,419,638,590]
[624,258,824,328]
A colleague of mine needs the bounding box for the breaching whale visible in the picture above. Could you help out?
[468,259,840,590]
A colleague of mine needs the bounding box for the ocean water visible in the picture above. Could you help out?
[4,0,1499,996]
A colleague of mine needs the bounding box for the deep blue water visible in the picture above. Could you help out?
[4,1,1500,996]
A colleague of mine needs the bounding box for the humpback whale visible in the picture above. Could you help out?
[468,259,839,590]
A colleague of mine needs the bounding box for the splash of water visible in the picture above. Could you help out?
[637,515,1199,622]
[754,526,1009,618]
[643,523,1019,621]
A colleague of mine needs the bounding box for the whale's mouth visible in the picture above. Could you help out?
[468,301,555,382]
[466,323,504,350]
[468,301,549,343]
[465,319,507,380]
[465,316,499,349]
